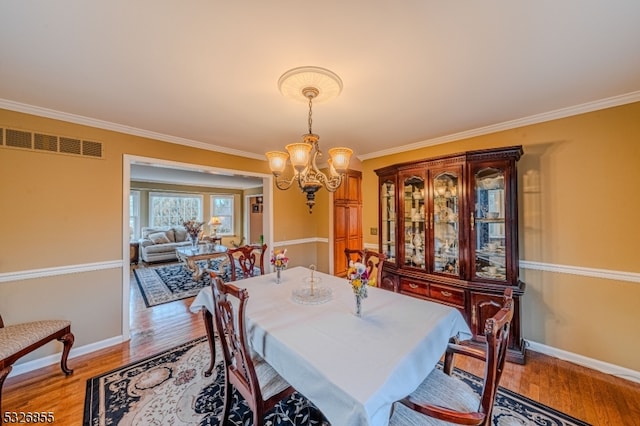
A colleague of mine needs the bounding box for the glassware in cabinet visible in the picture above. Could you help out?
[402,174,426,270]
[431,170,461,276]
[380,180,396,262]
[473,167,507,281]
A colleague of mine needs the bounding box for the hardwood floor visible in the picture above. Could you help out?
[3,265,640,425]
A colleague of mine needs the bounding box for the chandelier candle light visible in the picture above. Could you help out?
[266,66,353,213]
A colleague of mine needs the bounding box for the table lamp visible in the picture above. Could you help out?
[209,216,222,237]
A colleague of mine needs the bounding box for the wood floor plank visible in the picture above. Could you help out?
[3,264,640,425]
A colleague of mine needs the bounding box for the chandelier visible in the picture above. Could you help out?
[266,66,353,213]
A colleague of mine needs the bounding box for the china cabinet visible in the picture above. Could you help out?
[376,146,526,363]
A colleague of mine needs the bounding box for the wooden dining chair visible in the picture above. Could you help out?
[1,314,74,422]
[363,249,387,287]
[389,288,514,426]
[227,244,267,281]
[344,248,364,267]
[210,275,295,426]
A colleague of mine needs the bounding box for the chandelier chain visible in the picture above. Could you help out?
[307,96,313,135]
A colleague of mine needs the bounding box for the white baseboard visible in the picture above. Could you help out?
[8,335,124,378]
[527,340,640,384]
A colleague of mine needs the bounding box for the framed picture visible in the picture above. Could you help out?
[252,204,263,213]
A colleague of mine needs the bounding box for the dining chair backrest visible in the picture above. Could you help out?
[210,276,295,425]
[211,276,261,406]
[344,248,364,267]
[477,287,514,417]
[391,287,514,426]
[227,244,266,281]
[363,249,387,287]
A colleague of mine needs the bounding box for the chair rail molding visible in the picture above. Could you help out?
[0,260,123,283]
[520,260,640,284]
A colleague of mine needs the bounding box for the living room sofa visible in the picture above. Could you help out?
[139,226,193,263]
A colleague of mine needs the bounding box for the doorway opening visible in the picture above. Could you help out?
[122,154,273,341]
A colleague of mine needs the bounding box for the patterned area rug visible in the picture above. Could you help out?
[133,262,212,307]
[83,337,326,426]
[83,338,592,426]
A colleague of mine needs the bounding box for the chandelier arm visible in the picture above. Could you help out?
[305,168,344,192]
[273,175,296,190]
[310,144,321,174]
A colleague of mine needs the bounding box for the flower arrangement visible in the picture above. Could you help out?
[271,249,289,269]
[182,219,204,240]
[347,261,373,298]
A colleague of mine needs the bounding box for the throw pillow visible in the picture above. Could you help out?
[173,227,188,242]
[148,231,170,244]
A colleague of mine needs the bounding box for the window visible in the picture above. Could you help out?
[149,192,203,227]
[210,195,234,236]
[129,190,141,241]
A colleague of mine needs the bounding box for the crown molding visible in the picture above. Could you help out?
[3,91,639,163]
[358,90,640,161]
[0,98,265,160]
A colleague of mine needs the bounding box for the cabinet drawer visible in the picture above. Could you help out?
[429,284,465,307]
[400,279,429,298]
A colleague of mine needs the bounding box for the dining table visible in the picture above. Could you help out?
[190,266,471,426]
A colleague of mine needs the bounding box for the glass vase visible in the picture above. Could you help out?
[190,235,199,249]
[276,266,283,284]
[355,294,362,317]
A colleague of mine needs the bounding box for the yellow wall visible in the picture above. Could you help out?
[0,108,323,363]
[1,102,639,373]
[361,101,640,371]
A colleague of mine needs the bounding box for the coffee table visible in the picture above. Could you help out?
[175,244,228,280]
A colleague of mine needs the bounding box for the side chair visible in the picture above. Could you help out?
[344,248,364,267]
[389,287,514,426]
[227,244,267,281]
[210,275,295,426]
[0,315,74,423]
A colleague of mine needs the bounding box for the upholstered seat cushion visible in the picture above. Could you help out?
[253,353,291,400]
[0,320,71,359]
[389,368,480,426]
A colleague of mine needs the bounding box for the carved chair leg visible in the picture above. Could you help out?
[202,311,216,377]
[1,366,12,426]
[222,382,233,424]
[58,331,75,375]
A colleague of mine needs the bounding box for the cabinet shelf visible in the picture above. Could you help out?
[476,218,504,223]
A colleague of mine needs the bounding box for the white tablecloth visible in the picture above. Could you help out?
[190,266,471,426]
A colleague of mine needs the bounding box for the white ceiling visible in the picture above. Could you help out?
[1,1,639,163]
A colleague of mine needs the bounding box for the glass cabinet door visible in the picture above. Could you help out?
[402,174,426,270]
[380,179,396,262]
[431,170,461,276]
[473,167,507,282]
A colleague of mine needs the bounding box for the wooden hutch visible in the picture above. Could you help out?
[375,146,526,363]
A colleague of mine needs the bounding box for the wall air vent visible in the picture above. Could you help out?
[82,140,102,157]
[6,129,32,149]
[59,137,82,155]
[0,127,103,159]
[34,133,58,152]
